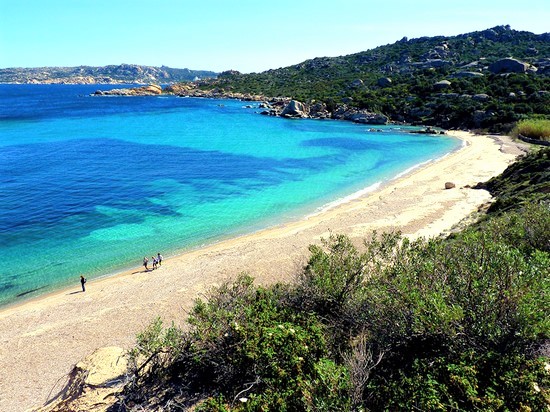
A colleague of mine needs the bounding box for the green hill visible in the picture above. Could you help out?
[194,25,550,131]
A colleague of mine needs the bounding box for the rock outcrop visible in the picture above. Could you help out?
[93,84,162,96]
[309,101,331,119]
[434,80,452,90]
[35,346,128,412]
[453,71,484,78]
[332,106,388,125]
[488,58,532,74]
[281,100,310,118]
[473,93,490,101]
[258,99,387,124]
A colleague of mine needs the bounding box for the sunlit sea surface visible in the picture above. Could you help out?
[0,84,460,306]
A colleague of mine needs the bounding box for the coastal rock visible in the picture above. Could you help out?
[332,107,388,125]
[93,84,162,96]
[309,101,330,119]
[410,126,444,135]
[349,112,388,125]
[281,100,310,118]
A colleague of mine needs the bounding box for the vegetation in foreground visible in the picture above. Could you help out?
[113,148,550,411]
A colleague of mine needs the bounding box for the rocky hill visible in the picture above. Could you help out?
[0,64,217,84]
[189,25,549,131]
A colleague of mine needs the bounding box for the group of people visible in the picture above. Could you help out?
[143,252,163,271]
[78,252,164,293]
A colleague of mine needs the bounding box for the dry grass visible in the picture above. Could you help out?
[514,119,550,141]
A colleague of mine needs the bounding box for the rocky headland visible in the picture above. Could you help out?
[93,84,163,96]
[91,82,392,124]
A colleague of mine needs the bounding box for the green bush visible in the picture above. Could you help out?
[139,273,351,411]
[127,316,185,380]
[121,171,550,410]
[367,351,549,411]
[477,148,550,214]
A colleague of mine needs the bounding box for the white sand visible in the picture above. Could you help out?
[0,131,525,411]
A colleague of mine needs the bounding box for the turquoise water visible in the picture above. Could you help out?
[0,85,460,306]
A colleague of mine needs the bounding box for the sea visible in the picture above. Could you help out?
[0,84,461,307]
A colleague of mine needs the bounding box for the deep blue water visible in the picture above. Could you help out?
[0,84,460,306]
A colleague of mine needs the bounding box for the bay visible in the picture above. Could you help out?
[0,84,460,306]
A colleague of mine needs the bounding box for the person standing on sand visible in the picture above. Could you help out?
[157,252,163,266]
[143,256,149,271]
[80,275,86,292]
[152,256,158,270]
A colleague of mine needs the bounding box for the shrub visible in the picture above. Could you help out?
[477,148,550,214]
[366,351,549,411]
[473,202,550,255]
[127,317,185,381]
[173,274,350,411]
[121,194,550,410]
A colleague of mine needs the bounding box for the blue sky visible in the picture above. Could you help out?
[1,0,548,73]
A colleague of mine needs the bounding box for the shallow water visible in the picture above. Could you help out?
[0,84,460,306]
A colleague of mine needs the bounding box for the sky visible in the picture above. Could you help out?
[1,0,548,74]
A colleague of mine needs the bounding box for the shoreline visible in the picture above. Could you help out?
[0,130,459,311]
[0,131,527,411]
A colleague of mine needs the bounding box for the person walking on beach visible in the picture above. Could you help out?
[157,252,163,266]
[80,275,87,292]
[152,256,158,270]
[143,256,149,271]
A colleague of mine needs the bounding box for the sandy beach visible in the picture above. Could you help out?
[0,131,526,411]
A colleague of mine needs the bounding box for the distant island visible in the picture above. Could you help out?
[0,63,218,84]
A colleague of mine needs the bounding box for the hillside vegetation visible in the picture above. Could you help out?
[191,25,549,133]
[109,148,550,411]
